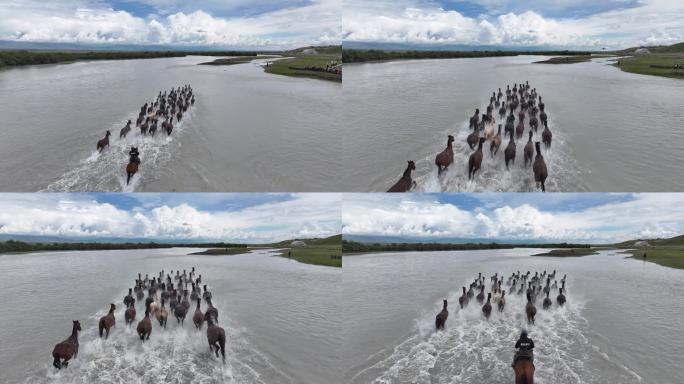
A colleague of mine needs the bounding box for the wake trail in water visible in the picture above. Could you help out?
[353,275,640,384]
[409,87,585,192]
[26,272,291,384]
[44,93,196,192]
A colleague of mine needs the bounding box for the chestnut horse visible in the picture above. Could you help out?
[387,161,416,192]
[98,303,116,339]
[514,359,535,384]
[96,131,111,152]
[52,320,81,369]
[205,312,226,362]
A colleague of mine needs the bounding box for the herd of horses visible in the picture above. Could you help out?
[434,270,568,384]
[51,267,226,370]
[388,82,553,192]
[95,85,195,185]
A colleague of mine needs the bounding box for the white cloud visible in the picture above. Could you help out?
[342,194,684,243]
[0,194,341,243]
[343,0,684,49]
[0,0,341,49]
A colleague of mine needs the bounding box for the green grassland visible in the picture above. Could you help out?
[274,234,342,267]
[198,56,277,65]
[613,235,684,269]
[531,248,599,257]
[535,55,593,64]
[264,46,341,82]
[612,43,684,79]
[189,248,256,255]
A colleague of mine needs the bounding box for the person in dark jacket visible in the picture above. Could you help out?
[513,330,534,367]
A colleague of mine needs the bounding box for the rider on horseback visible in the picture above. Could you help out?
[512,329,534,367]
[129,147,141,165]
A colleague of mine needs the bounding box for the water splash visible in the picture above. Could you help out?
[44,101,196,192]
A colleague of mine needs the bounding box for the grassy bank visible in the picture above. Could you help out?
[274,235,342,267]
[535,55,592,64]
[614,54,684,79]
[264,46,341,82]
[342,240,590,254]
[342,49,592,63]
[0,240,247,253]
[198,55,280,66]
[625,247,684,269]
[0,50,257,68]
[532,248,599,257]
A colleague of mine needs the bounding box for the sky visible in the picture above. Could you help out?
[0,193,341,243]
[0,0,341,49]
[342,0,684,49]
[342,193,684,243]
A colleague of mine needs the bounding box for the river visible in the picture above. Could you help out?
[0,248,341,383]
[343,249,684,383]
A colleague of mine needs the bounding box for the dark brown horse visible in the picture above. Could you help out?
[205,312,226,362]
[468,137,486,180]
[193,298,204,330]
[514,359,535,384]
[435,135,454,174]
[541,121,552,148]
[52,320,81,369]
[125,299,136,326]
[119,121,132,138]
[96,131,111,152]
[504,134,516,169]
[435,299,448,330]
[174,294,187,325]
[459,286,468,309]
[137,307,152,341]
[533,142,548,192]
[387,161,416,192]
[482,292,492,319]
[525,293,537,324]
[524,131,534,167]
[205,297,218,324]
[98,303,116,338]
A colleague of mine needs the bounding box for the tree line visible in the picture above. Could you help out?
[342,49,594,63]
[342,240,591,253]
[0,50,258,68]
[0,240,247,253]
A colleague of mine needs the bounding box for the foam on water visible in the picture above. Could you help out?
[26,286,290,384]
[411,99,586,192]
[353,275,640,384]
[44,103,196,192]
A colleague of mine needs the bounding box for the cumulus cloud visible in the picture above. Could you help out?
[0,193,341,243]
[342,194,684,243]
[0,0,341,49]
[343,0,684,49]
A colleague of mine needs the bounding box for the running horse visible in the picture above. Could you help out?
[52,320,81,369]
[126,147,141,185]
[513,359,535,384]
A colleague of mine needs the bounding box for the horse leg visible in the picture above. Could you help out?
[212,341,220,358]
[53,357,62,369]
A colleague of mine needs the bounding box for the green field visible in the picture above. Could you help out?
[275,235,342,267]
[531,248,599,257]
[613,235,684,269]
[189,248,256,255]
[264,46,341,82]
[198,56,266,65]
[614,54,684,79]
[535,55,592,64]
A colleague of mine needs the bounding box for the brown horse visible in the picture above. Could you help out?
[98,303,116,339]
[193,298,204,330]
[468,137,486,180]
[514,359,535,384]
[459,286,468,308]
[435,299,448,330]
[156,298,168,329]
[525,293,537,324]
[126,162,138,185]
[96,131,111,152]
[533,142,548,192]
[504,134,516,169]
[388,161,416,192]
[435,135,454,174]
[524,131,534,167]
[205,297,218,324]
[174,294,187,325]
[482,292,492,319]
[205,312,226,362]
[541,121,552,148]
[490,125,502,157]
[52,320,81,369]
[119,121,132,138]
[137,306,152,341]
[125,299,136,326]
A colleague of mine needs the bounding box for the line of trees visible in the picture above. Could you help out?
[342,49,594,63]
[0,50,258,68]
[0,240,247,253]
[342,240,590,253]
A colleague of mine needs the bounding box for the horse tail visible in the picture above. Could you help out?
[98,319,104,337]
[53,356,62,369]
